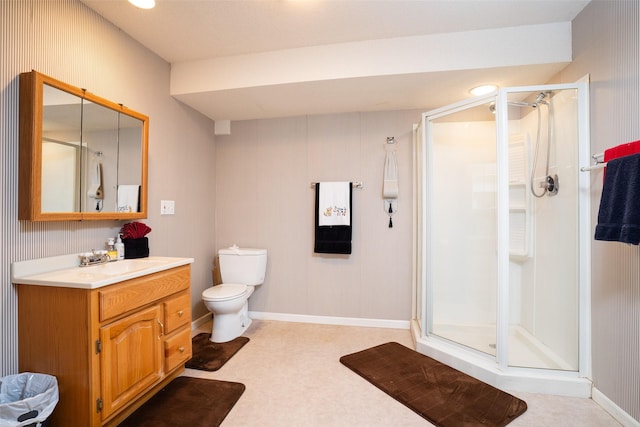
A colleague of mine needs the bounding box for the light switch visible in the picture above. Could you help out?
[160,200,175,215]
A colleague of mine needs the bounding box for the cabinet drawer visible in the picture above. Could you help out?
[164,327,192,372]
[99,266,190,322]
[163,293,191,334]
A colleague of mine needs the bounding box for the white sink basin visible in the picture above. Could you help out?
[12,256,194,289]
[81,258,170,276]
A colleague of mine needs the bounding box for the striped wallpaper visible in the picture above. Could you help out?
[0,0,126,375]
[564,0,640,421]
[0,0,218,379]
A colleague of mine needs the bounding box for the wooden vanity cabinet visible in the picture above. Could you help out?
[17,265,192,427]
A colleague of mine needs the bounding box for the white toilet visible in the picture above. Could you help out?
[202,245,267,343]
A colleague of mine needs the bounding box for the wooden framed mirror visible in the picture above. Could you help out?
[19,71,148,221]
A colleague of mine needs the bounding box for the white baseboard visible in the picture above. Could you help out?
[191,312,212,330]
[592,387,640,427]
[248,311,410,330]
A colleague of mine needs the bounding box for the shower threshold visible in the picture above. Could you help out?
[411,320,591,397]
[431,323,575,370]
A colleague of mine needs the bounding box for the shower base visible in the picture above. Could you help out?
[431,323,576,370]
[410,320,591,397]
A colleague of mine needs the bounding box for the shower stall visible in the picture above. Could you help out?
[412,82,592,396]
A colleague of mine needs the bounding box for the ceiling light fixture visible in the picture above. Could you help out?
[128,0,155,9]
[470,84,498,96]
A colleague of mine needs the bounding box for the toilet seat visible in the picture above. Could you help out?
[202,284,247,302]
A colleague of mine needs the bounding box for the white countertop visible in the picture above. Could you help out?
[11,255,194,289]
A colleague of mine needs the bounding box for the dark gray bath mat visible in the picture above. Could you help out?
[185,333,249,371]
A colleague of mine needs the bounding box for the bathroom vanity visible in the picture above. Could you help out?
[12,256,194,426]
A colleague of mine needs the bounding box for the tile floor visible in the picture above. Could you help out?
[185,319,621,426]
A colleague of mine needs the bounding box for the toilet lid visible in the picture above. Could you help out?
[202,284,247,301]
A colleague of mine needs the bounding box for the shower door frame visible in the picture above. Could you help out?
[416,81,591,380]
[419,93,499,362]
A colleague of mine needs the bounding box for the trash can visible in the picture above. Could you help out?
[0,373,58,427]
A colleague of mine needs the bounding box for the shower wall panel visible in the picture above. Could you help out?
[508,89,580,370]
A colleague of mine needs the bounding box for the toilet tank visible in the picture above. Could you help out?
[218,246,267,286]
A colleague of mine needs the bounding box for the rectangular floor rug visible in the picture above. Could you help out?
[340,342,527,427]
[186,333,249,371]
[118,376,244,426]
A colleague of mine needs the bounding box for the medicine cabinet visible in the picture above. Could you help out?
[19,70,148,221]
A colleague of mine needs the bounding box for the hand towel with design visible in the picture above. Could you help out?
[314,182,352,254]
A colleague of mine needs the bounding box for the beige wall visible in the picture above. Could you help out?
[214,112,415,321]
[0,0,216,374]
[557,0,640,421]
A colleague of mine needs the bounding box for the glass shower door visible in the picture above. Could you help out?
[426,98,498,357]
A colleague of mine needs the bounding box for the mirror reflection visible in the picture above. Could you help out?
[41,84,82,212]
[80,99,119,213]
[114,113,143,213]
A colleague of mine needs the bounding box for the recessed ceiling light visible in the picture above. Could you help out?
[128,0,155,9]
[470,84,498,96]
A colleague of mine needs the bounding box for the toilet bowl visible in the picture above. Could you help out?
[202,284,253,342]
[202,246,267,343]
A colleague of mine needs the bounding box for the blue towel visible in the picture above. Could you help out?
[595,153,640,244]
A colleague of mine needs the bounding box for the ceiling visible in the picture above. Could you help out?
[81,0,590,122]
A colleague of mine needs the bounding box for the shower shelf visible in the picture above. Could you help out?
[509,135,531,259]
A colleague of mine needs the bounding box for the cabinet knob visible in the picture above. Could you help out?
[178,310,184,317]
[179,346,185,353]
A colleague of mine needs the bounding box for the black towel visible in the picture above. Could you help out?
[595,153,640,244]
[314,182,352,254]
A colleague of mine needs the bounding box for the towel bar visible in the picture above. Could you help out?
[310,181,364,189]
[580,152,606,172]
[580,162,607,172]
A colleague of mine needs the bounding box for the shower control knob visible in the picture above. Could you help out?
[545,175,559,196]
[537,175,559,196]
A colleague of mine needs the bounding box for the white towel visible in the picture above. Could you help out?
[318,182,351,226]
[117,185,140,212]
[383,151,398,198]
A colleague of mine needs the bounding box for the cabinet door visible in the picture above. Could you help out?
[100,305,163,420]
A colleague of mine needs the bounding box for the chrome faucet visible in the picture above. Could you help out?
[79,250,110,267]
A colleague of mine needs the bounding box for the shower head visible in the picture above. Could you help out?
[508,94,550,109]
[533,92,549,106]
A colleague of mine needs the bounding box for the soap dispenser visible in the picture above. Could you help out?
[106,238,117,261]
[115,234,125,260]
